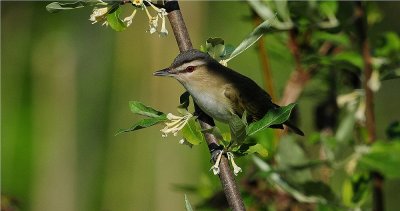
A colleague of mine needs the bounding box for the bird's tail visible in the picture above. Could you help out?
[284,121,304,136]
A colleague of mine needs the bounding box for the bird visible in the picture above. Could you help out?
[154,49,304,136]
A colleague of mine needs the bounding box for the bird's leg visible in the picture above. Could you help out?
[208,143,224,162]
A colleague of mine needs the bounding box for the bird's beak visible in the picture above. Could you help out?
[153,68,173,77]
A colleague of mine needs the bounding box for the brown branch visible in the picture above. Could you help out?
[354,2,384,211]
[279,29,310,106]
[253,13,276,101]
[164,1,245,210]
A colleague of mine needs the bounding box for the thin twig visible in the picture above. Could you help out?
[253,12,276,101]
[354,2,384,211]
[164,1,245,210]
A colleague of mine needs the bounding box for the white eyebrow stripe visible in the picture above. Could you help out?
[176,60,207,71]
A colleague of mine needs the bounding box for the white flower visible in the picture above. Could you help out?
[227,152,242,176]
[123,10,137,27]
[145,0,161,13]
[160,113,193,138]
[210,151,223,175]
[367,70,381,92]
[355,99,366,123]
[89,7,109,25]
[219,60,228,67]
[132,0,143,7]
[337,90,361,108]
[159,11,168,37]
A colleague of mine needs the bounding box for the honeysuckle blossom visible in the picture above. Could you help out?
[367,70,381,92]
[89,0,169,36]
[159,9,168,37]
[337,90,362,108]
[160,113,193,138]
[227,152,242,176]
[89,7,109,25]
[337,90,367,123]
[132,0,143,7]
[123,9,137,27]
[210,151,223,175]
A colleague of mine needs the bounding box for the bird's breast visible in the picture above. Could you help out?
[184,84,234,123]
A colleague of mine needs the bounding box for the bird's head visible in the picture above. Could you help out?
[153,49,216,85]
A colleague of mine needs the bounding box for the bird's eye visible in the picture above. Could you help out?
[186,66,195,72]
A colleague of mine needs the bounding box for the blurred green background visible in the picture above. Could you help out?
[2,1,400,211]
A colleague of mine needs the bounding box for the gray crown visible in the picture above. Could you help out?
[171,49,213,68]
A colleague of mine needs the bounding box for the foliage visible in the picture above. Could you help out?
[46,0,169,34]
[43,1,400,210]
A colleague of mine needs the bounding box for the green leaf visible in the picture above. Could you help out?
[246,103,296,136]
[359,142,400,179]
[246,143,268,157]
[253,156,326,203]
[313,31,350,46]
[229,114,247,146]
[206,37,225,59]
[46,1,95,13]
[332,52,363,69]
[335,111,356,143]
[129,101,164,118]
[319,1,337,16]
[116,115,167,135]
[342,174,370,207]
[106,8,127,32]
[182,119,204,145]
[225,16,276,62]
[184,194,193,211]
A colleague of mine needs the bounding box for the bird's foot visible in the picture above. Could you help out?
[208,143,224,162]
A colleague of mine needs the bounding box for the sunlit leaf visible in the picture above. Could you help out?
[107,8,127,32]
[319,1,337,16]
[184,194,193,211]
[224,16,276,63]
[359,141,400,179]
[46,1,103,13]
[342,174,370,207]
[182,119,204,145]
[116,115,167,135]
[332,52,363,69]
[246,103,296,136]
[129,101,164,118]
[246,143,268,157]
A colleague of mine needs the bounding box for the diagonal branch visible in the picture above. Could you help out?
[164,1,245,210]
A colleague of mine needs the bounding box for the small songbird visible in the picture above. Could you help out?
[154,49,304,136]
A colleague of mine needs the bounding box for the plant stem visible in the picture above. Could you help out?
[164,1,245,210]
[354,2,384,211]
[252,12,276,101]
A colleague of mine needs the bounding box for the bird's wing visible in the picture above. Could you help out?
[223,83,270,122]
[223,84,244,116]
